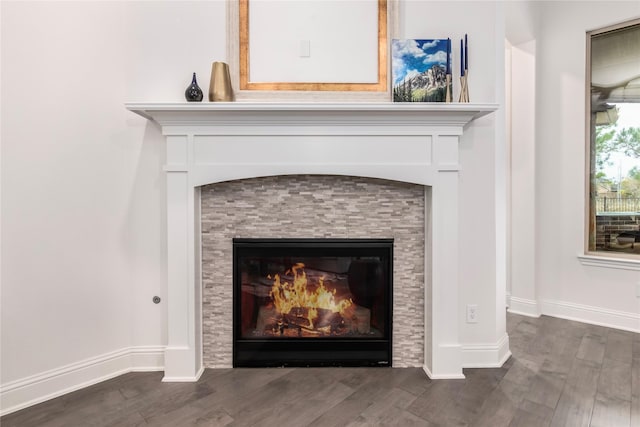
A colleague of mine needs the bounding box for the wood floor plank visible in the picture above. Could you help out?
[186,368,292,413]
[395,368,433,396]
[597,357,632,401]
[223,368,357,426]
[522,369,567,409]
[136,382,216,420]
[509,407,552,427]
[604,330,634,364]
[308,368,427,427]
[405,379,468,426]
[508,318,540,356]
[540,338,581,377]
[356,387,419,423]
[590,393,631,427]
[576,332,607,364]
[506,313,525,333]
[549,358,601,427]
[510,398,554,427]
[549,389,596,427]
[104,411,149,427]
[472,381,519,427]
[442,368,509,425]
[305,389,378,427]
[501,356,541,387]
[355,405,433,426]
[244,380,354,427]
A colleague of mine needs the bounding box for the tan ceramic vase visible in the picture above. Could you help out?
[209,62,234,102]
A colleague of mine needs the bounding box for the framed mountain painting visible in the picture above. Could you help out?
[392,39,451,102]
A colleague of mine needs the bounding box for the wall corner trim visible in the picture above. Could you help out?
[461,333,512,368]
[507,296,541,318]
[161,366,205,383]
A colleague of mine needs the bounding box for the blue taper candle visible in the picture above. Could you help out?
[460,39,464,76]
[446,38,451,74]
[465,33,468,71]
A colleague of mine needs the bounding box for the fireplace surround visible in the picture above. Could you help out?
[126,102,497,380]
[201,174,425,368]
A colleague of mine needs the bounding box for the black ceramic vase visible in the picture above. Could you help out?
[185,72,203,102]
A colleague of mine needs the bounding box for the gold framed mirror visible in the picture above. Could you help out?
[238,0,388,92]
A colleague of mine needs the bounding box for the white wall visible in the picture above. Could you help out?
[1,0,507,414]
[1,0,227,414]
[508,1,640,331]
[508,39,539,316]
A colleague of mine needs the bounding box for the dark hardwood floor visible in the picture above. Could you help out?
[2,313,639,426]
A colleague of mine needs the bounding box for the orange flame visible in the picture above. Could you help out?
[270,263,352,329]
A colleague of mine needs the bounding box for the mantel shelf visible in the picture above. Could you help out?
[126,102,498,128]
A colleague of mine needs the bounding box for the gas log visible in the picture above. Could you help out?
[255,304,370,336]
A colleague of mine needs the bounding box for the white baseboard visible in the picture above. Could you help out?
[462,333,512,368]
[422,365,465,380]
[539,299,640,333]
[162,366,205,383]
[0,346,164,417]
[507,296,541,318]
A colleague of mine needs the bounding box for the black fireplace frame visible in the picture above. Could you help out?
[232,238,393,368]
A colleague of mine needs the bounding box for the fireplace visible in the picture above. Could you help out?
[126,102,499,380]
[233,238,393,367]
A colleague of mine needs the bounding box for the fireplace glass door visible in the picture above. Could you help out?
[233,238,393,367]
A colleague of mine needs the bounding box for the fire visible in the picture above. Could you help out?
[270,263,352,330]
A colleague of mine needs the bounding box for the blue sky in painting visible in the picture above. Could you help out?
[392,39,448,86]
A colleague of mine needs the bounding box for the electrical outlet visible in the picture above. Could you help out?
[466,304,478,323]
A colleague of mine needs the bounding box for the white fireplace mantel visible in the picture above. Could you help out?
[126,101,498,381]
[127,102,495,125]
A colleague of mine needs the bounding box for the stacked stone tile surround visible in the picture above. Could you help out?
[201,175,426,367]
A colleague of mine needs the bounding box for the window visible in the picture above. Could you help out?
[588,19,640,255]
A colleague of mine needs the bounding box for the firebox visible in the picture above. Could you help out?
[233,238,393,367]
